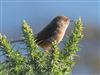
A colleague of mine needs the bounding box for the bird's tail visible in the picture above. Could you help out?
[10,39,24,43]
[10,34,37,44]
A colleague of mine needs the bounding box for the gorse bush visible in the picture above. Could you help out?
[0,18,83,75]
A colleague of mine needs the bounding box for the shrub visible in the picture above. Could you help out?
[0,18,83,75]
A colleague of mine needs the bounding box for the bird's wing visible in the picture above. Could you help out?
[35,23,57,43]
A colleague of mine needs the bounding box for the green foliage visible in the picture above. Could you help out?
[0,18,83,75]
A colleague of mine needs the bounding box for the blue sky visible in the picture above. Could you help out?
[0,0,99,39]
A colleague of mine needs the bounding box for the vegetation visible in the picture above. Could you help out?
[0,18,83,75]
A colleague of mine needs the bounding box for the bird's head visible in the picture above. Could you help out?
[52,16,70,28]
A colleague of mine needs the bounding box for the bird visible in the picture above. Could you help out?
[11,16,70,50]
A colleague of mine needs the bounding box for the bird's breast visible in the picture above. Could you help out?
[53,27,67,43]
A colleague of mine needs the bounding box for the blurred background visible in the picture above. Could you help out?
[0,0,100,75]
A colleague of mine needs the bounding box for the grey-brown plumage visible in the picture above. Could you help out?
[11,16,70,50]
[36,16,70,49]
